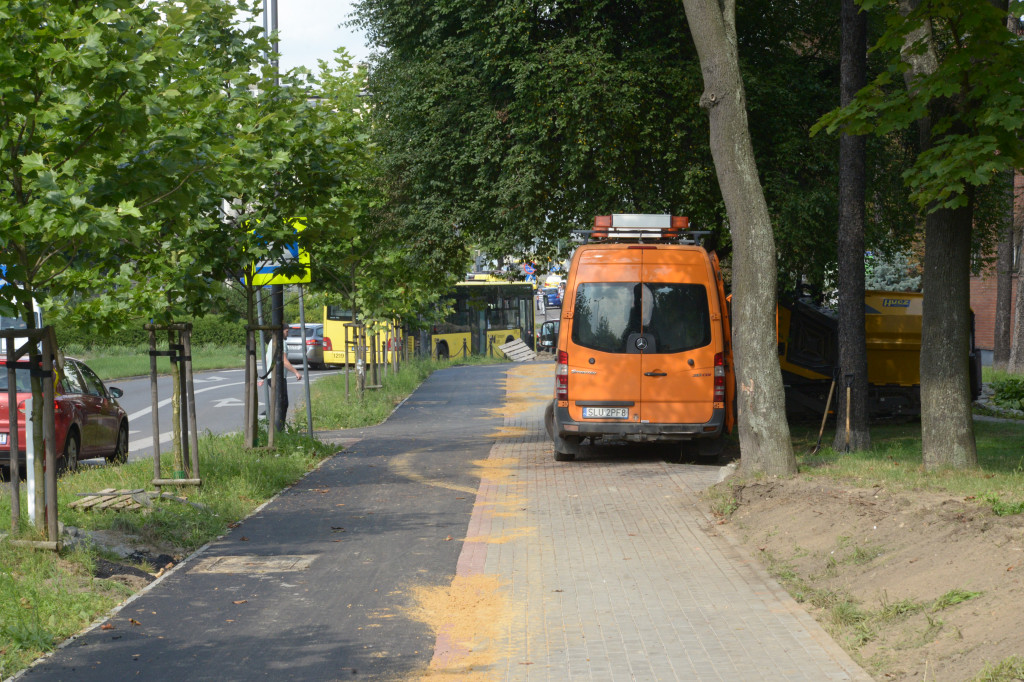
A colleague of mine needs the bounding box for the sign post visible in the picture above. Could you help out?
[247,219,312,434]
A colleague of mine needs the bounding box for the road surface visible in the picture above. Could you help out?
[97,366,351,464]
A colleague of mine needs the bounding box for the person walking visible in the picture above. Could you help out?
[259,327,302,423]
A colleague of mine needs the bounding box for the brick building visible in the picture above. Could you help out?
[970,271,1018,364]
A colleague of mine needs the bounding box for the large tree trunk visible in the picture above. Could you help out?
[921,203,977,469]
[681,0,795,476]
[833,0,871,452]
[898,0,977,469]
[992,180,1014,372]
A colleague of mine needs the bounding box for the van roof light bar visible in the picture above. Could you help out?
[585,214,690,243]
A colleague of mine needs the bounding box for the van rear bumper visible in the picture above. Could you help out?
[553,404,724,442]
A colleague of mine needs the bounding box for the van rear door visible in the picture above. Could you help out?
[638,248,717,426]
[564,250,643,425]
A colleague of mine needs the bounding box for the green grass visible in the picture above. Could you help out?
[790,419,1024,515]
[972,656,1024,682]
[931,588,982,612]
[62,343,245,381]
[981,366,1023,384]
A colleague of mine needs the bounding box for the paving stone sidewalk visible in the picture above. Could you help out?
[435,363,871,681]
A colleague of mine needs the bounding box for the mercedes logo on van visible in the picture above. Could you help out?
[634,337,648,351]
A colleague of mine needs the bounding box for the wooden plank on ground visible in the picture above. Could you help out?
[69,488,143,511]
[498,338,537,362]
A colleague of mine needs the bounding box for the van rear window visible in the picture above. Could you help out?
[571,282,711,354]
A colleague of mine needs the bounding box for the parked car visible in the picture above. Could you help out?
[541,287,562,307]
[0,357,129,475]
[284,323,328,369]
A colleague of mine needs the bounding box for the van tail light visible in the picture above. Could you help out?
[17,400,26,415]
[556,350,569,401]
[322,337,333,352]
[713,352,726,401]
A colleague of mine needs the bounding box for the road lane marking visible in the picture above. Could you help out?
[126,381,247,421]
[125,370,344,422]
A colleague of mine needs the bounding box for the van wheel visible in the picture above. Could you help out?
[545,401,579,461]
[554,445,577,462]
[665,441,697,464]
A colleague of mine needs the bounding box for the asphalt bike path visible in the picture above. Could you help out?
[20,364,508,681]
[18,362,870,681]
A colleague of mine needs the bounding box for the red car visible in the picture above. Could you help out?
[0,357,129,475]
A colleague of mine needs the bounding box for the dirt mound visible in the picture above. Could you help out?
[714,477,1024,681]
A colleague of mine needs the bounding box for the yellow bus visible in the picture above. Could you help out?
[321,307,403,366]
[427,278,536,360]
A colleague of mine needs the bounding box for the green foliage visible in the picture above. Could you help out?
[53,315,245,350]
[0,0,274,329]
[814,0,1024,221]
[990,377,1024,412]
[356,0,856,289]
[865,251,922,291]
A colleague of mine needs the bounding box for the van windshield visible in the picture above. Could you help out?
[571,282,711,354]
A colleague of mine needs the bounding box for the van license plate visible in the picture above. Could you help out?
[582,407,628,419]
[0,433,7,446]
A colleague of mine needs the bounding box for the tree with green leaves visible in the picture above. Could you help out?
[354,0,848,286]
[816,0,1024,469]
[1,0,278,489]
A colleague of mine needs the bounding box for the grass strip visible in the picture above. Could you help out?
[62,343,245,381]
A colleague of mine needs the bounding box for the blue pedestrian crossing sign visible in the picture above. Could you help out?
[249,218,311,286]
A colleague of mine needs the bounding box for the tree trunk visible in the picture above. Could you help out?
[1008,223,1024,372]
[833,0,871,452]
[921,203,977,470]
[993,179,1014,371]
[681,0,795,476]
[897,0,977,469]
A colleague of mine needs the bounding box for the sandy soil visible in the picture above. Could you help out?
[712,476,1024,681]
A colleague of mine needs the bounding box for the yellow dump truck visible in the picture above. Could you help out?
[777,291,982,419]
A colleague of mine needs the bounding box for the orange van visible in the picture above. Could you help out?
[544,214,734,461]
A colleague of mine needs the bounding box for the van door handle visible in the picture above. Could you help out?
[644,371,667,377]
